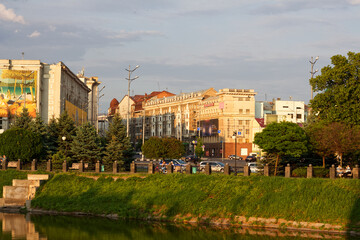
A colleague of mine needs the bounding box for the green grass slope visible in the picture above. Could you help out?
[31,174,359,227]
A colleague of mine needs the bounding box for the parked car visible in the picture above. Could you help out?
[159,159,187,172]
[245,155,257,162]
[184,155,199,163]
[247,162,262,173]
[228,155,243,160]
[199,161,225,172]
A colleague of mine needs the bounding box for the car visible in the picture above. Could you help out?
[159,159,187,172]
[245,155,257,162]
[199,161,225,172]
[247,162,263,173]
[228,155,243,160]
[184,155,199,163]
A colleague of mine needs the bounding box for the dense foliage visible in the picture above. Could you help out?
[310,52,360,125]
[142,137,184,160]
[195,137,204,158]
[0,128,43,161]
[254,122,308,175]
[32,174,360,228]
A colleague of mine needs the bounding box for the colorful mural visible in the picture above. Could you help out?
[0,70,37,118]
[200,119,219,137]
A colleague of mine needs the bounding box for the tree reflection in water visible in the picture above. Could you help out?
[0,212,351,240]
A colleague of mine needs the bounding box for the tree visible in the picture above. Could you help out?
[195,138,204,158]
[141,137,184,160]
[70,122,102,166]
[103,114,132,170]
[310,52,360,125]
[46,117,60,158]
[319,122,360,167]
[28,113,48,160]
[57,111,76,156]
[162,138,185,159]
[12,107,32,129]
[254,122,308,176]
[0,128,43,162]
[306,122,333,168]
[142,137,164,160]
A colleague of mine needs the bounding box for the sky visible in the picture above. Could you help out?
[1,0,360,113]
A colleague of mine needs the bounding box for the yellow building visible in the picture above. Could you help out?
[122,88,256,158]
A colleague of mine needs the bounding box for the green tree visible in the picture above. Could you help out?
[141,137,164,160]
[57,111,76,156]
[162,137,185,159]
[46,117,60,158]
[0,128,43,162]
[103,114,132,170]
[195,138,204,159]
[70,122,102,166]
[12,107,32,129]
[28,113,48,160]
[310,52,360,125]
[254,122,308,176]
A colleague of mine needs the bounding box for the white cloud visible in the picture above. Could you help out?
[28,31,41,38]
[109,30,162,40]
[0,4,26,24]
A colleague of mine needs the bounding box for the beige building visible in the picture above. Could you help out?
[111,88,257,158]
[0,59,100,129]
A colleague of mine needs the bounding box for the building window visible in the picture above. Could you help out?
[239,109,243,114]
[297,114,302,119]
[296,107,301,109]
[246,109,250,114]
[238,120,243,125]
[246,120,250,125]
[246,129,249,134]
[283,106,289,108]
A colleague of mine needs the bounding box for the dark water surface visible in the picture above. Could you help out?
[0,212,349,240]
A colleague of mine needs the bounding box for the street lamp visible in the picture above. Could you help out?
[97,85,105,132]
[62,136,67,157]
[309,56,319,100]
[125,65,140,138]
[232,131,237,176]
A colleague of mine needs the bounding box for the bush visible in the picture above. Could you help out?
[292,166,329,178]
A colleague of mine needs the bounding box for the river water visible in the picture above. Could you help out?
[0,212,350,240]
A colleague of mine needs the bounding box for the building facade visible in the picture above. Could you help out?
[0,59,100,129]
[110,88,257,159]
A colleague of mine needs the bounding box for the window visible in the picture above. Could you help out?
[246,109,250,114]
[246,129,249,134]
[246,120,250,125]
[238,120,243,125]
[239,109,243,114]
[283,106,289,108]
[296,107,301,109]
[297,114,302,119]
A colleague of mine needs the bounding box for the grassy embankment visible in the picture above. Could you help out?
[28,173,360,231]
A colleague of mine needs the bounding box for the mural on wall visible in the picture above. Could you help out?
[0,70,37,118]
[200,119,219,137]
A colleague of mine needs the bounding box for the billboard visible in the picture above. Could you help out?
[0,70,37,118]
[65,100,87,125]
[200,119,219,137]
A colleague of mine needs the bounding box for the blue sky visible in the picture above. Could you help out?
[1,0,360,113]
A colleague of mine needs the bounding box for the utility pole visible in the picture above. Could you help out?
[309,56,319,100]
[125,65,140,138]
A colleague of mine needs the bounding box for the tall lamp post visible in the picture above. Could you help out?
[125,65,140,137]
[309,56,319,100]
[97,85,105,132]
[62,136,67,157]
[232,131,237,176]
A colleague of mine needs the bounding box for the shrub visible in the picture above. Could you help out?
[292,167,329,178]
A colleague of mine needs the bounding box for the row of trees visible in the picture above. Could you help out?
[0,110,133,170]
[254,52,360,175]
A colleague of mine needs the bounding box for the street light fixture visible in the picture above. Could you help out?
[232,131,237,176]
[62,136,67,157]
[309,56,319,100]
[125,65,140,138]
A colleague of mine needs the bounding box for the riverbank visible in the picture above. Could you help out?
[26,173,360,234]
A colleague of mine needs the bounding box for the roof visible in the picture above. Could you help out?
[255,118,266,128]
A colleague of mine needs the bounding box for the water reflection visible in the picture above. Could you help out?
[0,212,349,240]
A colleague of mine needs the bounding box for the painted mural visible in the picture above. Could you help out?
[0,70,37,118]
[65,100,87,125]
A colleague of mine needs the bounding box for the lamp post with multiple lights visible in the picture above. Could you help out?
[309,56,319,100]
[125,65,140,137]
